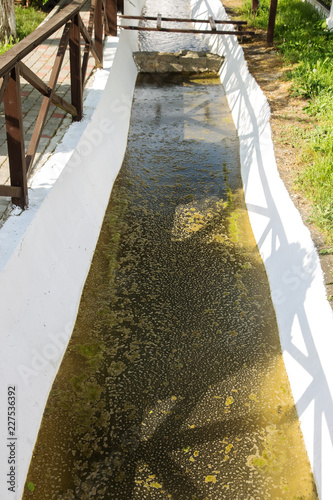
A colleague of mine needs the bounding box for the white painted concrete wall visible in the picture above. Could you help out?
[304,0,333,28]
[190,0,333,498]
[0,2,144,498]
[306,0,331,18]
[1,0,333,498]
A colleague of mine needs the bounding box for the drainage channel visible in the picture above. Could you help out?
[23,74,318,499]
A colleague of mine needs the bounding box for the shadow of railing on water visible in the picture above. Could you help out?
[192,0,333,495]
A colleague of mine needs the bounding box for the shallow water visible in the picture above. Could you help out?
[138,0,208,52]
[23,74,318,500]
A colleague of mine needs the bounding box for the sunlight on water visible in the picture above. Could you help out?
[23,74,318,499]
[138,0,209,52]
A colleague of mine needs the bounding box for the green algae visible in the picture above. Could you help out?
[23,74,318,500]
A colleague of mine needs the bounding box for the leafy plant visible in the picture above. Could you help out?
[27,481,35,491]
[240,0,333,242]
[319,248,333,255]
[0,6,46,55]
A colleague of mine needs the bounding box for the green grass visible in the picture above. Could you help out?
[240,0,333,242]
[0,6,46,55]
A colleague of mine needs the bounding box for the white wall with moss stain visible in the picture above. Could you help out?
[0,1,145,498]
[190,0,333,498]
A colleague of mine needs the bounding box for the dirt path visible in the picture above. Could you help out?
[222,0,333,307]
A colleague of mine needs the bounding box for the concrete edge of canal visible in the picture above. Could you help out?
[194,0,333,498]
[0,0,145,496]
[0,0,332,497]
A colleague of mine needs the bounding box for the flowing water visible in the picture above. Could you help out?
[138,0,208,52]
[23,0,318,497]
[23,73,318,499]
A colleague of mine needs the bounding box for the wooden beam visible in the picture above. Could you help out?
[94,0,104,64]
[79,14,102,66]
[104,0,117,36]
[69,15,83,122]
[0,0,109,206]
[0,73,10,104]
[209,16,217,31]
[157,13,162,30]
[251,0,259,15]
[3,66,28,208]
[82,0,97,85]
[0,0,89,79]
[26,22,72,174]
[119,26,254,36]
[119,15,247,25]
[267,0,278,45]
[18,61,77,116]
[117,0,124,14]
[18,61,50,96]
[0,185,23,198]
[101,0,109,37]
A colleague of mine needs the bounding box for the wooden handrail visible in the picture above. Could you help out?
[0,73,10,103]
[17,61,78,116]
[0,0,89,78]
[119,15,247,25]
[0,0,120,209]
[26,21,73,174]
[120,26,255,36]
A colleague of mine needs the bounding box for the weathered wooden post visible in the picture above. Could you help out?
[267,0,278,46]
[251,0,259,16]
[0,0,107,209]
[69,15,83,121]
[117,0,124,14]
[105,0,118,36]
[94,0,103,63]
[3,66,28,209]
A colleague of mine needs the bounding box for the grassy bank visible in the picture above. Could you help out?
[240,0,333,244]
[0,6,46,55]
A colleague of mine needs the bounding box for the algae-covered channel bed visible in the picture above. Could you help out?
[24,74,317,499]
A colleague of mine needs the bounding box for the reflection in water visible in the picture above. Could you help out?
[23,74,318,499]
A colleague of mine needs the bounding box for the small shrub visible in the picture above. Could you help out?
[0,6,46,54]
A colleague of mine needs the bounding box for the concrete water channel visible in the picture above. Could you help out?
[23,73,318,498]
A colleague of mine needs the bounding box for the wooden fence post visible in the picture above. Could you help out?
[267,0,278,46]
[69,14,83,121]
[3,66,28,209]
[105,0,117,36]
[251,0,259,16]
[95,0,103,63]
[0,0,101,208]
[117,0,124,14]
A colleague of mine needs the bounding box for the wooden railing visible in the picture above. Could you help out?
[0,0,122,209]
